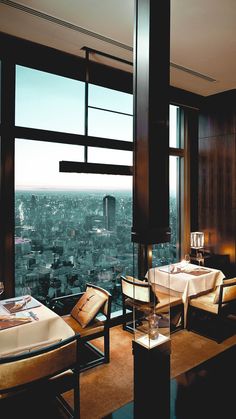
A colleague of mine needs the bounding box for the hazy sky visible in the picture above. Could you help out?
[15,66,178,191]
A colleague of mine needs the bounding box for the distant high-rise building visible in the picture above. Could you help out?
[103,195,116,231]
[30,194,37,209]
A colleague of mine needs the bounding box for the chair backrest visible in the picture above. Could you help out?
[121,275,151,303]
[0,335,78,394]
[213,278,236,307]
[85,283,112,319]
[219,280,236,305]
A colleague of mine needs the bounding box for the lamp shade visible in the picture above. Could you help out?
[191,232,204,249]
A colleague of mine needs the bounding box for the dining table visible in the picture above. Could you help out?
[0,295,74,358]
[146,262,225,327]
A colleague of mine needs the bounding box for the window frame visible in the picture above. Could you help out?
[0,33,198,299]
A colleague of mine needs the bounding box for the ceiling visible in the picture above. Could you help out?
[0,0,236,96]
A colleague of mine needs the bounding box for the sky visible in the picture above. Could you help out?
[15,66,178,192]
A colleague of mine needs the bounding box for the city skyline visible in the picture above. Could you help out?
[15,189,133,311]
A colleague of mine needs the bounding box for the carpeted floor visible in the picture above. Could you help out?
[63,325,236,419]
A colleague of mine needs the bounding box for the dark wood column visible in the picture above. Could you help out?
[132,0,170,245]
[0,59,15,298]
[132,2,171,419]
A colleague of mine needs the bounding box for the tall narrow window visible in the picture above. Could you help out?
[169,155,180,260]
[169,105,182,261]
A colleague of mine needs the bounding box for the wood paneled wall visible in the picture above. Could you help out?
[198,90,236,263]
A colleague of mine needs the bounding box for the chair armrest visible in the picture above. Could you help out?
[50,292,84,315]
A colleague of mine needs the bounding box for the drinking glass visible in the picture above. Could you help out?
[184,254,191,264]
[196,252,204,267]
[21,286,31,309]
[0,282,4,297]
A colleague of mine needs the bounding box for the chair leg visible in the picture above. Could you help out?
[216,317,226,344]
[73,369,80,419]
[186,305,192,331]
[122,295,127,330]
[104,329,110,363]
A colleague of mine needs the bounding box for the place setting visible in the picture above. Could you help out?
[157,254,211,277]
[0,286,41,330]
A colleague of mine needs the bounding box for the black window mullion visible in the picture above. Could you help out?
[13,126,134,151]
[88,105,133,117]
[84,49,89,163]
[0,58,15,298]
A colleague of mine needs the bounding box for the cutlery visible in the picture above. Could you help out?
[29,311,39,321]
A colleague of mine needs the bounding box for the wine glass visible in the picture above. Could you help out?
[184,254,191,264]
[21,286,31,309]
[196,252,204,267]
[0,282,4,298]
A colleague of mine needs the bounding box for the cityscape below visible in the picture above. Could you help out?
[15,190,177,312]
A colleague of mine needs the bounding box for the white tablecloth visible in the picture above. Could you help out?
[0,296,74,357]
[147,263,225,303]
[147,263,225,326]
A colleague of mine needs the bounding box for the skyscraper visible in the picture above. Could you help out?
[103,195,116,231]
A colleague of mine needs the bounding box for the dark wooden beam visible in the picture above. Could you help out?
[13,127,133,150]
[59,161,133,176]
[132,0,171,244]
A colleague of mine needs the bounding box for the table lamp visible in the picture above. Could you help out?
[190,232,204,251]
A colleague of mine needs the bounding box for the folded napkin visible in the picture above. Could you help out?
[3,296,31,313]
[0,314,32,330]
[169,265,182,274]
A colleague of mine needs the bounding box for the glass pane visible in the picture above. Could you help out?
[169,105,180,148]
[89,84,133,114]
[169,156,180,262]
[15,66,85,134]
[88,108,133,141]
[15,139,84,190]
[15,139,132,314]
[88,147,133,166]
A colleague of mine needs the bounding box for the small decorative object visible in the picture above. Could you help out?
[148,313,159,340]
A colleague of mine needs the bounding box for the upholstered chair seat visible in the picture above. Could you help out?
[62,315,105,337]
[187,278,236,342]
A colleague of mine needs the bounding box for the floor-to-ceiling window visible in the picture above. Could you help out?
[0,36,187,310]
[14,65,133,311]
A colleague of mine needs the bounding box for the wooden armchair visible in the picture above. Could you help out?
[0,335,80,418]
[51,283,112,371]
[187,278,236,343]
[121,275,184,333]
[121,275,156,332]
